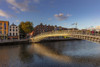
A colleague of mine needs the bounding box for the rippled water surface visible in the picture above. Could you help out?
[0,40,100,67]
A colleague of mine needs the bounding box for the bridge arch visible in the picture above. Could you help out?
[30,30,100,43]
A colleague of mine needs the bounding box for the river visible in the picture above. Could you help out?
[0,40,100,67]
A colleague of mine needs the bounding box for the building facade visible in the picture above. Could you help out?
[8,23,19,39]
[34,23,55,36]
[33,23,68,36]
[0,21,9,39]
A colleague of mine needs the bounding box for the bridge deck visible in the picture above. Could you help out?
[30,30,100,43]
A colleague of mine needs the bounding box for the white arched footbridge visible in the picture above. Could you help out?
[30,30,100,43]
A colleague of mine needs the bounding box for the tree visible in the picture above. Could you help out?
[19,21,34,38]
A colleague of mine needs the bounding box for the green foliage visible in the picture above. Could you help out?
[19,21,34,37]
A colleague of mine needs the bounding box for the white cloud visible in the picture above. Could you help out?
[33,0,40,3]
[11,6,20,13]
[0,9,11,18]
[16,20,20,22]
[54,13,71,21]
[67,14,72,17]
[6,0,30,12]
[48,18,52,21]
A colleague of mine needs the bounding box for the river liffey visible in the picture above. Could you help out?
[0,40,100,67]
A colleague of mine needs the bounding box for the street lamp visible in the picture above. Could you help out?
[72,22,78,30]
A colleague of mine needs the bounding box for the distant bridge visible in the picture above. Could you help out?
[30,30,100,43]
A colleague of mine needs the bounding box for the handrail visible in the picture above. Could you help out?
[35,30,100,37]
[31,30,100,42]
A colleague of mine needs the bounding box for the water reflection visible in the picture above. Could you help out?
[0,40,100,67]
[30,43,72,63]
[19,45,33,63]
[29,41,100,67]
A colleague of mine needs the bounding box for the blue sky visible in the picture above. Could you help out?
[0,0,100,29]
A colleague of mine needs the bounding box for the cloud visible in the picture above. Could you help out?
[63,23,67,25]
[54,13,71,21]
[11,7,20,13]
[16,20,20,22]
[67,14,72,17]
[33,0,40,3]
[0,9,11,18]
[0,0,2,2]
[6,0,30,12]
[48,18,52,21]
[11,6,20,13]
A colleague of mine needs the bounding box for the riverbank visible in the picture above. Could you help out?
[0,39,29,45]
[33,38,82,43]
[0,38,82,45]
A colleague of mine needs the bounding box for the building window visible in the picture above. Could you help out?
[0,23,2,25]
[16,33,17,36]
[4,23,6,30]
[10,33,11,36]
[4,31,6,34]
[0,27,2,30]
[10,29,11,31]
[13,33,14,36]
[0,31,2,34]
[16,29,17,31]
[4,27,6,30]
[13,29,14,31]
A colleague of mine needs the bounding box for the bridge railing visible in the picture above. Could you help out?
[61,30,100,36]
[34,30,100,39]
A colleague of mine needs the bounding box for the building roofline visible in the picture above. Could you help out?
[0,20,9,22]
[10,23,17,26]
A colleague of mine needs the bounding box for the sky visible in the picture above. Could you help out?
[0,0,100,29]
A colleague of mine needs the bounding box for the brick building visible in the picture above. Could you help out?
[33,23,68,36]
[34,23,55,36]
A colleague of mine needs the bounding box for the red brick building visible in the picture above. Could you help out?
[34,23,55,36]
[33,23,68,36]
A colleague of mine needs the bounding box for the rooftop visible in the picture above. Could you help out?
[11,23,16,26]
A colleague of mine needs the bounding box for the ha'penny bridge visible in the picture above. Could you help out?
[30,30,100,43]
